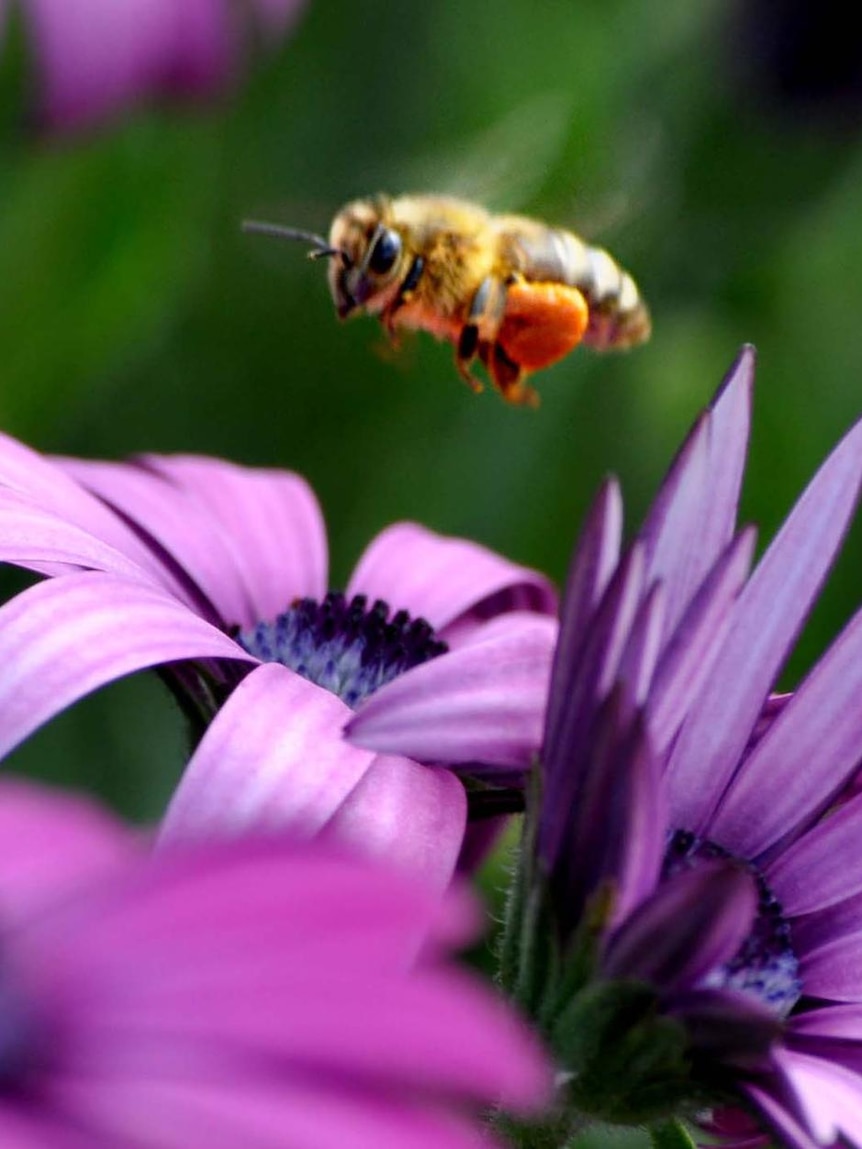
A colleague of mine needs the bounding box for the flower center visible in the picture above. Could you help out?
[236,592,448,709]
[663,830,801,1017]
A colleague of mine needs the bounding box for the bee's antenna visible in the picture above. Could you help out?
[241,219,350,265]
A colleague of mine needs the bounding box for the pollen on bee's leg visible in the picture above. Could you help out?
[498,281,589,372]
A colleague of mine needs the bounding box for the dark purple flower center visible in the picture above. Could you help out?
[236,592,448,709]
[663,830,801,1017]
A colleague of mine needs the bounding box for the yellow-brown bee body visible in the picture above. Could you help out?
[248,193,650,406]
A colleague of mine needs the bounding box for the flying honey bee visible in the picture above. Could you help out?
[243,194,651,407]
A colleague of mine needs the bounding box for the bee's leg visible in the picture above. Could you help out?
[455,276,509,394]
[481,343,540,408]
[455,323,484,393]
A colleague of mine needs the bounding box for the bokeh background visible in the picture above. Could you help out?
[2,0,861,825]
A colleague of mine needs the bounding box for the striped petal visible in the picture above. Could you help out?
[159,664,465,889]
[346,615,556,773]
[712,607,862,858]
[347,522,556,642]
[666,414,862,833]
[0,571,252,761]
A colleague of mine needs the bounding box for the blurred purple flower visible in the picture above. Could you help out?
[4,0,306,133]
[354,346,862,1143]
[0,439,556,884]
[0,774,551,1147]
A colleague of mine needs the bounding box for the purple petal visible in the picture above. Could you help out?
[45,1074,502,1149]
[609,711,668,925]
[797,923,862,1002]
[698,346,755,573]
[321,754,466,889]
[639,347,753,637]
[639,411,711,634]
[550,698,667,933]
[0,488,162,582]
[0,777,136,921]
[38,841,465,973]
[712,607,862,859]
[668,986,781,1069]
[346,615,556,771]
[788,1008,862,1082]
[778,1048,862,1147]
[743,1082,821,1149]
[61,455,328,630]
[541,479,623,767]
[648,527,756,754]
[159,664,466,889]
[26,844,550,1123]
[541,543,646,865]
[666,413,862,834]
[346,522,556,643]
[140,454,329,622]
[603,859,757,991]
[58,456,254,626]
[0,571,253,761]
[615,581,666,708]
[0,1107,87,1148]
[0,431,169,576]
[765,794,862,918]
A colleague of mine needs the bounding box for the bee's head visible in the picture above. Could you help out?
[326,198,405,318]
[241,198,405,318]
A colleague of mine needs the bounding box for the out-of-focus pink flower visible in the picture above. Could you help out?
[0,775,551,1147]
[0,437,555,887]
[6,0,307,133]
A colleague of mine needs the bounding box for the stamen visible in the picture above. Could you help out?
[236,592,447,709]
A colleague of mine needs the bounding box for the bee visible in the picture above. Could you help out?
[243,194,650,407]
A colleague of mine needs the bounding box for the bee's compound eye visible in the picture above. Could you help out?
[368,227,401,274]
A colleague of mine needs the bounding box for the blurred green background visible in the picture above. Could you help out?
[2,0,861,823]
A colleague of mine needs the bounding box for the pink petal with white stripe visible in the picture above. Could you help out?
[346,615,556,770]
[0,570,252,761]
[159,664,465,888]
[347,522,556,642]
[141,454,329,622]
[0,431,167,576]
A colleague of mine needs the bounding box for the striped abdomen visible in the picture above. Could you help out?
[502,223,651,351]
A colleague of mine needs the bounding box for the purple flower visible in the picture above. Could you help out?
[0,438,556,885]
[3,0,306,133]
[354,347,862,1145]
[546,351,862,1145]
[0,774,551,1147]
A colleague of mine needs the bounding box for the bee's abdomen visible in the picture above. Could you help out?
[510,227,650,352]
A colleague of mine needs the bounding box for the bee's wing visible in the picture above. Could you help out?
[366,92,575,212]
[542,113,666,244]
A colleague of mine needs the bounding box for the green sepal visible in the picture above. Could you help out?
[552,979,695,1126]
[498,765,555,1009]
[498,768,609,1021]
[647,1120,697,1149]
